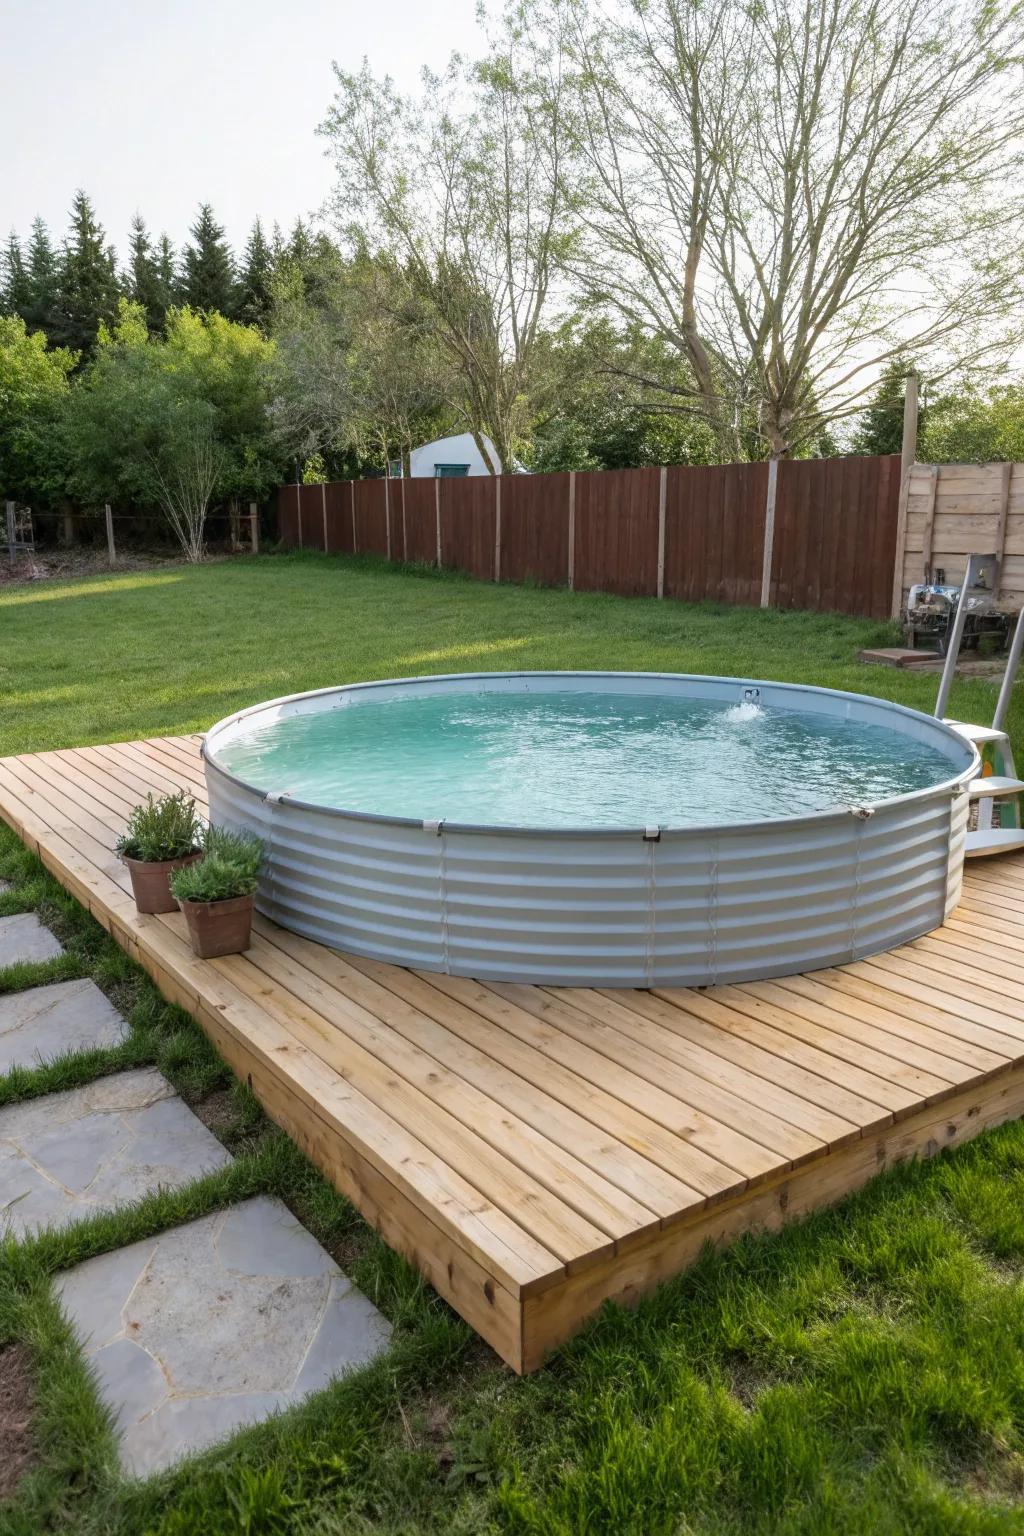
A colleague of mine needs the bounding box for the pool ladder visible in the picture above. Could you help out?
[934,554,1024,857]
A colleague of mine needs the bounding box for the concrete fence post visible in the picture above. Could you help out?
[568,472,576,590]
[760,459,779,608]
[321,483,328,551]
[494,475,502,583]
[657,467,667,598]
[105,503,116,566]
[890,373,919,620]
[435,478,442,567]
[401,478,408,562]
[249,502,259,554]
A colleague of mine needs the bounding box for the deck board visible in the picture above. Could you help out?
[3,733,1024,1371]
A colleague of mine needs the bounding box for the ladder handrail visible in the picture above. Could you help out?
[993,611,1024,732]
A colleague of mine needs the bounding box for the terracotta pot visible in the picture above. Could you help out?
[178,893,255,959]
[123,851,201,914]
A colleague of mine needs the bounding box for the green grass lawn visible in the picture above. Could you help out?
[3,548,1020,755]
[3,551,1024,1535]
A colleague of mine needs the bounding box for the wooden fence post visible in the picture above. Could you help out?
[568,472,576,590]
[105,503,116,567]
[249,502,259,554]
[919,464,939,580]
[321,483,328,551]
[996,461,1012,571]
[494,476,502,583]
[890,373,919,619]
[657,467,667,598]
[6,501,16,568]
[385,478,392,560]
[435,478,442,567]
[760,459,779,608]
[350,481,357,553]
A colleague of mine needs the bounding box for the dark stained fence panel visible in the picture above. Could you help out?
[296,483,326,551]
[353,479,390,557]
[324,481,353,553]
[401,479,438,566]
[296,483,321,548]
[440,477,496,580]
[278,456,900,620]
[573,467,661,596]
[663,462,768,606]
[771,455,898,620]
[277,484,300,547]
[499,473,570,585]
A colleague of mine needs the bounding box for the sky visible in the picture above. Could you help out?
[0,0,482,259]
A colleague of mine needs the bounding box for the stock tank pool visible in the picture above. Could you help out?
[202,672,977,987]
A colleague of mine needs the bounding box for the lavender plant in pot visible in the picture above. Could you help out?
[117,791,202,914]
[170,825,264,959]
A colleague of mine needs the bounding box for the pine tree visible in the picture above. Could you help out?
[851,359,921,456]
[1,231,30,318]
[237,218,273,329]
[53,190,122,354]
[126,214,170,332]
[289,217,312,265]
[155,234,178,312]
[22,217,60,335]
[180,203,236,314]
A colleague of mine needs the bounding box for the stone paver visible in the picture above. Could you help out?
[0,978,127,1074]
[0,1069,232,1239]
[0,912,63,968]
[56,1196,392,1476]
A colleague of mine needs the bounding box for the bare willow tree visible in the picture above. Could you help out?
[319,41,570,472]
[524,0,1024,457]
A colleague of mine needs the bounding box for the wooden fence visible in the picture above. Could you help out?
[277,454,901,620]
[897,461,1024,610]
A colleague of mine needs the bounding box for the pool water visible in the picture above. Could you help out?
[214,687,959,830]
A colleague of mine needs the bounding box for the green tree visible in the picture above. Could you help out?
[237,219,274,329]
[530,320,719,470]
[180,204,236,314]
[155,234,178,309]
[52,190,122,355]
[322,50,570,474]
[162,305,282,500]
[22,218,60,336]
[0,315,76,503]
[851,361,919,456]
[1,232,30,318]
[920,384,1024,464]
[63,299,281,556]
[126,215,171,333]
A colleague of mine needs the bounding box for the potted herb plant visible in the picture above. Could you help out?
[117,791,203,914]
[170,825,264,959]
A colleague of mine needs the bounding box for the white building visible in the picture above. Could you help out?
[409,432,502,478]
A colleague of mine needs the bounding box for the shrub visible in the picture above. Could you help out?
[170,825,264,904]
[116,791,201,862]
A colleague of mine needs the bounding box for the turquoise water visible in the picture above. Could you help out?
[214,688,960,829]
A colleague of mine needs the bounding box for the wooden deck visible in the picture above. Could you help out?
[3,736,1024,1371]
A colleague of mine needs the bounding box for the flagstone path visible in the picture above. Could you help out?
[1,911,391,1478]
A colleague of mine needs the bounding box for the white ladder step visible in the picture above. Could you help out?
[967,776,1024,798]
[965,828,1024,858]
[943,719,1011,746]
